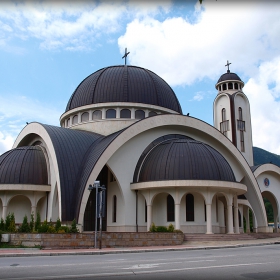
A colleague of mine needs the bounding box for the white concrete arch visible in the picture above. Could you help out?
[12,122,61,220]
[78,114,267,232]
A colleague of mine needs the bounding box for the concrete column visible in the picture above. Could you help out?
[206,203,212,234]
[31,205,37,216]
[131,108,135,119]
[233,195,240,234]
[147,204,152,232]
[102,108,106,119]
[2,205,7,220]
[246,207,250,233]
[175,203,180,230]
[116,108,120,119]
[227,203,234,234]
[78,112,81,123]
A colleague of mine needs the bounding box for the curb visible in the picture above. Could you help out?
[1,240,280,258]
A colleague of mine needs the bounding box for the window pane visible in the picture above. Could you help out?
[73,115,78,124]
[167,195,175,222]
[120,109,131,118]
[81,112,89,122]
[106,109,116,119]
[149,111,157,117]
[93,110,102,120]
[234,83,238,90]
[135,110,145,119]
[228,82,233,89]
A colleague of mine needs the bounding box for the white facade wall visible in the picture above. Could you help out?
[214,94,232,141]
[234,94,254,166]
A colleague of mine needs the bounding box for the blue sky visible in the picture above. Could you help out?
[0,0,280,155]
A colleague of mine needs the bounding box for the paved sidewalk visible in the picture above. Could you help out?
[1,237,280,258]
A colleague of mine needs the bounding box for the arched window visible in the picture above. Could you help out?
[219,86,221,91]
[135,110,145,120]
[167,195,175,222]
[228,82,233,89]
[93,110,102,120]
[222,83,227,90]
[72,115,78,124]
[222,108,226,121]
[67,118,70,127]
[120,109,131,118]
[112,195,117,223]
[186,194,194,221]
[81,112,89,122]
[238,107,243,120]
[106,109,116,119]
[149,111,157,117]
[234,83,238,90]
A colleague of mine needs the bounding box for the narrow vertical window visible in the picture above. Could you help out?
[238,107,243,120]
[234,83,238,90]
[222,83,227,90]
[240,130,245,152]
[228,82,233,89]
[145,200,147,223]
[167,195,175,222]
[186,194,194,221]
[220,108,228,135]
[112,195,117,223]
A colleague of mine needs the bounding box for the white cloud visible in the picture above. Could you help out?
[0,131,14,155]
[244,56,280,154]
[118,1,280,86]
[0,94,61,154]
[191,92,204,101]
[0,0,171,51]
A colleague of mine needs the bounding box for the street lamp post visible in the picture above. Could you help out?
[88,181,106,249]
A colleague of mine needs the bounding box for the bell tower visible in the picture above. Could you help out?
[213,61,254,166]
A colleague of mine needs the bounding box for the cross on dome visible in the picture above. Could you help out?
[225,60,231,73]
[122,48,130,65]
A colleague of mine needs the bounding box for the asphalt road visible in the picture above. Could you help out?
[0,245,280,280]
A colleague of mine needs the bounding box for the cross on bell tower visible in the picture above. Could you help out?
[225,60,231,73]
[122,48,130,65]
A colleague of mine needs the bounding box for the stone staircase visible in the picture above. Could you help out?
[184,233,280,242]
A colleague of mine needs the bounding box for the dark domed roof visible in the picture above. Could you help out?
[134,137,236,182]
[217,71,242,83]
[66,65,182,114]
[0,146,48,185]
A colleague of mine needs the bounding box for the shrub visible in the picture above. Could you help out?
[47,225,56,233]
[35,212,41,231]
[167,223,175,232]
[149,222,157,232]
[5,213,11,231]
[38,220,49,233]
[70,219,79,233]
[0,218,4,231]
[58,226,70,233]
[55,218,61,232]
[156,226,168,232]
[18,215,31,233]
[7,213,16,233]
[57,229,65,234]
[173,229,183,234]
[30,213,35,232]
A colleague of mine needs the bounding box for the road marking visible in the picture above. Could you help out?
[2,262,273,280]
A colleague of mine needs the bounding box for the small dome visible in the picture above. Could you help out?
[134,137,235,182]
[66,65,182,114]
[0,146,48,185]
[217,72,242,83]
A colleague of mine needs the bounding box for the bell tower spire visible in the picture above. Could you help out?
[213,62,254,165]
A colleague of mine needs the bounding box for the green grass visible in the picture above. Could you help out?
[0,243,41,249]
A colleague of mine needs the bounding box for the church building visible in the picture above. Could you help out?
[1,60,280,234]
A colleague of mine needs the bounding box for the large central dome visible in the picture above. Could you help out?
[65,65,182,114]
